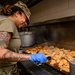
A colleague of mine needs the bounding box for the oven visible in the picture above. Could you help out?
[18,16,75,75]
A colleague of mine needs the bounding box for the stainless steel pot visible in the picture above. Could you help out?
[70,58,75,75]
[19,32,35,47]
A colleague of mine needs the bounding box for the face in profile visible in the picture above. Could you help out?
[14,11,27,28]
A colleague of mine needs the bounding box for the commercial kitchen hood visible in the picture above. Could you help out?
[0,0,43,8]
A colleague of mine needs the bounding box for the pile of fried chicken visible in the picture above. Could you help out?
[25,45,75,73]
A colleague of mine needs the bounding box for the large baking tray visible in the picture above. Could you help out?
[23,42,70,75]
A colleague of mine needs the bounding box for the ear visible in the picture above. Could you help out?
[14,11,20,17]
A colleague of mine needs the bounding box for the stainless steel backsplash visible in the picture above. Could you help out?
[29,21,75,50]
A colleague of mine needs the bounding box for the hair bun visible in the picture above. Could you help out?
[3,5,13,15]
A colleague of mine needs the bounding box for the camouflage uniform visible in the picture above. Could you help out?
[0,1,31,74]
[0,65,19,75]
[0,17,21,75]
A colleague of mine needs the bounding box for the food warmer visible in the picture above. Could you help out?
[18,16,75,75]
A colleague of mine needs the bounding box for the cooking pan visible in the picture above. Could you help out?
[23,44,70,75]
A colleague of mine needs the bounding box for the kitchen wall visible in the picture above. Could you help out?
[30,0,75,23]
[29,0,75,50]
[45,21,75,50]
[29,21,75,50]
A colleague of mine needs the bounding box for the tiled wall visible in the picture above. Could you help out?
[30,0,75,23]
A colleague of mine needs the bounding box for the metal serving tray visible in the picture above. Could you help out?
[23,42,70,75]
